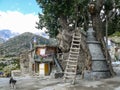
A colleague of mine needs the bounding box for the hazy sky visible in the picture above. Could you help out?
[0,0,46,36]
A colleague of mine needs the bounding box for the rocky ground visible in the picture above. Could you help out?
[1,64,120,90]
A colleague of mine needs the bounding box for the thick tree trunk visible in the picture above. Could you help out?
[57,27,92,75]
[79,31,92,78]
[56,16,73,69]
[57,16,73,52]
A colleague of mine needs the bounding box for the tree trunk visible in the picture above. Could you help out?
[57,26,92,75]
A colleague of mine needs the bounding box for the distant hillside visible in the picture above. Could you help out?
[0,38,5,44]
[0,32,49,56]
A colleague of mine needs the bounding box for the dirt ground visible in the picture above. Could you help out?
[0,66,120,90]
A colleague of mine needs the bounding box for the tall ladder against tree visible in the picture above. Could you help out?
[64,31,81,84]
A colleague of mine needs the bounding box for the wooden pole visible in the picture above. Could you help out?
[106,15,108,61]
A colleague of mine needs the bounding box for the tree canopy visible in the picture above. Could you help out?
[36,0,120,37]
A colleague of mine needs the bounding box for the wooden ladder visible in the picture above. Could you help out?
[64,32,81,84]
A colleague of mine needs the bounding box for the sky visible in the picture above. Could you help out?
[0,0,48,38]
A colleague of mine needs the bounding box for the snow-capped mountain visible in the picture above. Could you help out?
[35,32,49,39]
[0,29,19,41]
[0,29,49,44]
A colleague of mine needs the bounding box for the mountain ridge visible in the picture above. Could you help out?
[0,32,49,56]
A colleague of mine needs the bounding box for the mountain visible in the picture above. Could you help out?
[0,29,18,41]
[35,32,49,39]
[0,32,49,56]
[0,37,5,44]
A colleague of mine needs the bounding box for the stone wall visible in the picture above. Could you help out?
[11,70,21,77]
[20,52,30,76]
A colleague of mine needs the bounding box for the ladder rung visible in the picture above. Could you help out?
[66,67,77,70]
[73,36,81,39]
[66,60,77,63]
[70,50,79,54]
[67,64,77,67]
[64,75,75,79]
[70,48,80,50]
[69,56,78,58]
[72,43,80,46]
[73,40,80,42]
[65,60,77,62]
[73,33,81,36]
[69,57,78,60]
[69,54,79,57]
[64,72,76,75]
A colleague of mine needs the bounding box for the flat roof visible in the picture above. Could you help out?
[28,44,57,53]
[34,45,57,48]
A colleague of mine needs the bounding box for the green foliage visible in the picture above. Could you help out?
[110,31,120,37]
[108,14,120,36]
[115,0,120,6]
[104,0,113,10]
[36,0,120,38]
[3,64,17,76]
[0,63,7,71]
[36,0,90,38]
[0,57,20,75]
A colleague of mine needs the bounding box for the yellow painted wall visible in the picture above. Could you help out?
[39,63,49,76]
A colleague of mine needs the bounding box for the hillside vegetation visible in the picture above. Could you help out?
[0,32,49,56]
[0,38,5,44]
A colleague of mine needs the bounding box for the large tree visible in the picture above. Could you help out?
[36,0,120,76]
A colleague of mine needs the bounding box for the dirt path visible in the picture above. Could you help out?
[1,76,120,90]
[0,66,120,90]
